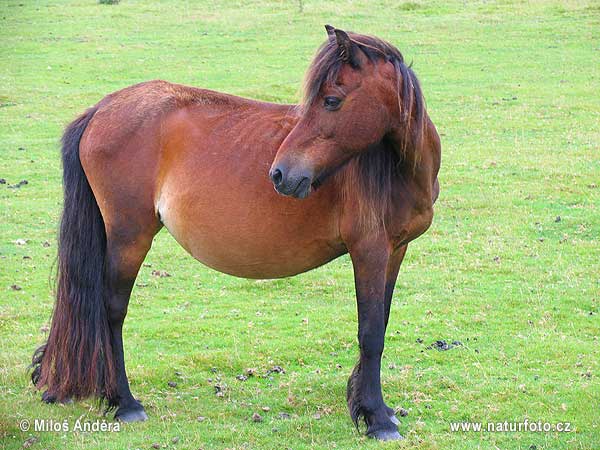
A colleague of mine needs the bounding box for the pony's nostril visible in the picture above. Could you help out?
[271,168,283,187]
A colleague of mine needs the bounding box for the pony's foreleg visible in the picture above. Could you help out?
[105,232,155,422]
[346,238,402,441]
[383,245,407,330]
[382,245,407,425]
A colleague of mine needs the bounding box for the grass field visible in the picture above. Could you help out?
[1,0,599,449]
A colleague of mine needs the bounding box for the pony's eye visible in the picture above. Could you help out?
[323,96,342,111]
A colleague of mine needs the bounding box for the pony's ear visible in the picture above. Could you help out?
[333,29,360,68]
[324,24,336,42]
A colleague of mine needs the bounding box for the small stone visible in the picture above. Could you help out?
[171,436,179,444]
[168,381,177,388]
[430,340,449,351]
[252,412,262,422]
[0,178,6,184]
[555,216,561,223]
[313,412,321,420]
[197,416,206,422]
[261,406,270,412]
[42,241,51,247]
[151,444,160,449]
[236,374,248,381]
[268,365,285,374]
[278,412,291,420]
[11,284,22,291]
[152,270,171,277]
[8,180,28,189]
[23,437,39,448]
[15,239,27,245]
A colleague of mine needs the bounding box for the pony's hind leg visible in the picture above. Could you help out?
[105,227,157,422]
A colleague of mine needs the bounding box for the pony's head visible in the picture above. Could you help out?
[270,25,425,199]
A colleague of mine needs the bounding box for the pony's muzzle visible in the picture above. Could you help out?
[269,165,312,199]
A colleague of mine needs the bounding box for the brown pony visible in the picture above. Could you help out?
[31,26,440,441]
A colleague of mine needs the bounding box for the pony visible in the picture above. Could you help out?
[31,26,441,441]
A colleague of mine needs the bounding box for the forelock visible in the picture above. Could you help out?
[301,32,405,110]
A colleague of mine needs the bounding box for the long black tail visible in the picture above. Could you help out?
[31,105,117,402]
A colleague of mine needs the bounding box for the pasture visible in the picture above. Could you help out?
[0,0,598,448]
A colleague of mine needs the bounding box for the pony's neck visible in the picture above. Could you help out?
[387,112,427,175]
[335,140,399,233]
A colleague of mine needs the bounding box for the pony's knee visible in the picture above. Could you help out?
[107,295,129,323]
[358,329,385,359]
[104,238,152,324]
[106,232,153,283]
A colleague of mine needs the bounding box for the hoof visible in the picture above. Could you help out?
[41,391,72,404]
[369,428,404,441]
[115,403,148,423]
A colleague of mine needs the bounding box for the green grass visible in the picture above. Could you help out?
[1,0,598,448]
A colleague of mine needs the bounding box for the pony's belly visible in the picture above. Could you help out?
[165,224,345,279]
[189,236,344,279]
[156,189,345,279]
